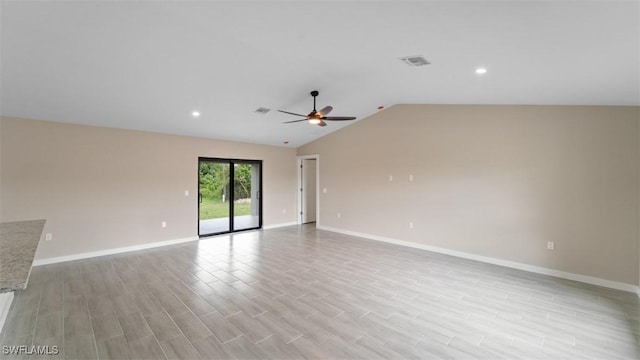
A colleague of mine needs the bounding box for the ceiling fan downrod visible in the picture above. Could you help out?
[310,90,319,112]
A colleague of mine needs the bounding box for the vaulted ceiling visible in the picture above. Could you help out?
[1,1,638,147]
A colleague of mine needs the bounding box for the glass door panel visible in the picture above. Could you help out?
[233,162,261,231]
[198,160,231,236]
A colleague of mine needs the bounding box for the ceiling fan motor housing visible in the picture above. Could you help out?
[278,90,356,126]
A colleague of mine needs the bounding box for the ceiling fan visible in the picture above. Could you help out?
[279,90,356,127]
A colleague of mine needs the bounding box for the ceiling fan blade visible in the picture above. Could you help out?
[318,106,333,116]
[317,120,327,127]
[278,110,307,117]
[283,119,308,124]
[322,116,356,121]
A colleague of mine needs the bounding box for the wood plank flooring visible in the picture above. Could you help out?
[1,225,638,359]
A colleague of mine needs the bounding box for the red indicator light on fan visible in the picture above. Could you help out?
[377,105,384,110]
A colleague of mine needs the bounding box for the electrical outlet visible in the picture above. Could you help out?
[409,175,414,182]
[323,188,327,193]
[45,233,52,241]
[337,212,341,219]
[162,221,167,228]
[409,222,414,229]
[547,241,554,250]
[282,208,286,214]
[185,190,189,197]
[389,175,393,182]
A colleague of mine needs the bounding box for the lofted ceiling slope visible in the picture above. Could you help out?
[1,1,638,147]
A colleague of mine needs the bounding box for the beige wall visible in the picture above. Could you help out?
[298,105,640,285]
[0,117,297,260]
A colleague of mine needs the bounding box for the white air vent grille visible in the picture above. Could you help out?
[254,107,271,114]
[399,56,430,67]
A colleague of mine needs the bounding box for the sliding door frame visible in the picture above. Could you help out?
[198,157,263,237]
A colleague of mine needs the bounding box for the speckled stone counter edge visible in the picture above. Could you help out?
[0,219,46,293]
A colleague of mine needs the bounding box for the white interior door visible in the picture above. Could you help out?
[302,159,317,223]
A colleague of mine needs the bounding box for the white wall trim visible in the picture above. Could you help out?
[32,222,297,266]
[28,224,640,297]
[317,225,640,294]
[33,236,199,266]
[0,292,14,336]
[263,222,298,230]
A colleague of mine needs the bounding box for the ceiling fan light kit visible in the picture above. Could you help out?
[279,90,356,127]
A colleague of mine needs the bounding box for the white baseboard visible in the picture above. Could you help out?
[31,222,298,266]
[0,292,14,336]
[33,236,199,266]
[28,225,640,298]
[317,225,640,295]
[263,222,298,230]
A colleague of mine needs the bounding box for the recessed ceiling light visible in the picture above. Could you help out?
[475,68,487,75]
[192,111,201,117]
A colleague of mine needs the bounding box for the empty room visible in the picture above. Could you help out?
[0,1,639,359]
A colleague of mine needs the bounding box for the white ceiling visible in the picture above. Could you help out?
[1,1,638,147]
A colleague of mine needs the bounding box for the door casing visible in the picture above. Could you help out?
[297,154,320,225]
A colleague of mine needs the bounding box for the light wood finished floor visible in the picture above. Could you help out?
[1,225,638,359]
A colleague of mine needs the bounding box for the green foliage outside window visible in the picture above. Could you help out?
[199,162,253,219]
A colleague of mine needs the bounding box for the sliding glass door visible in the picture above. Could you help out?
[232,162,261,231]
[198,158,262,236]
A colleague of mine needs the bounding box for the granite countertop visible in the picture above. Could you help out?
[0,219,46,293]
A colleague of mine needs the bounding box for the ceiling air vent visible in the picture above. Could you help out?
[254,107,271,114]
[399,56,430,67]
